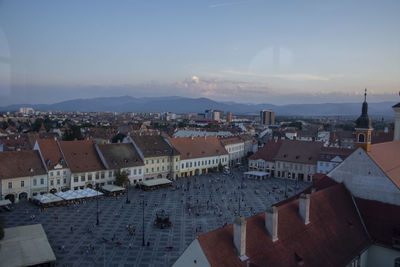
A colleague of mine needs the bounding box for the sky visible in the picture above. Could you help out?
[0,0,399,106]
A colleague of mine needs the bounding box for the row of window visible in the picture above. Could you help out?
[181,157,227,170]
[251,161,316,173]
[8,179,42,189]
[125,167,144,176]
[49,170,67,177]
[227,145,244,153]
[146,165,176,174]
[145,157,178,164]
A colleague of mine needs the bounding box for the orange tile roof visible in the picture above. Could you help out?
[197,184,370,267]
[219,136,244,146]
[0,150,46,179]
[59,140,105,173]
[37,139,67,170]
[368,140,400,189]
[168,136,228,160]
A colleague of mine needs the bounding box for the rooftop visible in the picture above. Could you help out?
[0,224,56,267]
[168,136,228,160]
[367,140,400,190]
[98,143,144,169]
[273,140,323,165]
[0,150,46,179]
[197,184,370,267]
[132,135,180,158]
[59,140,105,173]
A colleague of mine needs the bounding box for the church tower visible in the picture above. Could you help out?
[355,89,373,152]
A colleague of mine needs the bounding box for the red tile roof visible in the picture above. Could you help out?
[37,139,67,170]
[168,136,228,160]
[355,197,400,249]
[59,140,105,173]
[220,136,244,146]
[197,184,370,267]
[367,140,400,190]
[249,140,283,161]
[0,150,46,179]
[273,140,323,165]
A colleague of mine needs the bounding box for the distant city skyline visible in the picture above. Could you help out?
[0,0,399,105]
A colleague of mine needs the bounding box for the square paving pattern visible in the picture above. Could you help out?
[1,172,309,267]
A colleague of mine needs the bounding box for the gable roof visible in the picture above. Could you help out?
[97,143,144,169]
[219,136,244,146]
[355,197,400,249]
[36,139,67,170]
[0,150,46,179]
[367,141,400,189]
[168,136,228,160]
[249,140,283,162]
[318,147,354,162]
[131,135,180,158]
[59,140,105,173]
[273,140,323,165]
[196,184,370,267]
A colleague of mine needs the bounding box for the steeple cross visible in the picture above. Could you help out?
[364,88,367,102]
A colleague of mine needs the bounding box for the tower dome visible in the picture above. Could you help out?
[355,89,372,129]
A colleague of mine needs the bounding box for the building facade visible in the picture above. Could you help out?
[0,150,47,203]
[260,110,275,125]
[34,138,71,193]
[220,136,245,166]
[59,140,107,190]
[126,135,180,180]
[168,136,229,177]
[97,143,145,185]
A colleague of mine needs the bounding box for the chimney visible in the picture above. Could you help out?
[299,194,310,225]
[265,206,278,242]
[233,216,248,261]
[393,103,400,141]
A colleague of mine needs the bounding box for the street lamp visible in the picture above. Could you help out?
[96,183,100,225]
[140,192,145,246]
[126,181,130,204]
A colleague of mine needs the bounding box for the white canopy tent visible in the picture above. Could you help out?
[32,194,63,206]
[141,178,172,190]
[244,171,270,180]
[55,188,103,200]
[102,184,125,193]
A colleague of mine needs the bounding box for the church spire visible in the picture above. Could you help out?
[356,88,372,129]
[355,89,373,152]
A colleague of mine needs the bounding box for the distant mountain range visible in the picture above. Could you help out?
[0,96,397,118]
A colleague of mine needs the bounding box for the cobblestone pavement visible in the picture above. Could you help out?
[1,171,309,267]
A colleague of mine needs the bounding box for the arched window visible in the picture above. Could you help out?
[358,133,365,143]
[394,257,400,267]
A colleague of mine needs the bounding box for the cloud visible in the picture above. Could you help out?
[223,70,342,82]
[190,75,200,84]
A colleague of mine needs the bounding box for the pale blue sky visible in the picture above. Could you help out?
[0,0,399,105]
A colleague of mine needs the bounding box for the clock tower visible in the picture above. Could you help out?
[355,89,373,152]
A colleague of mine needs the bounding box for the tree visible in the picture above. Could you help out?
[62,125,83,141]
[115,170,129,187]
[218,162,223,172]
[112,133,126,143]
